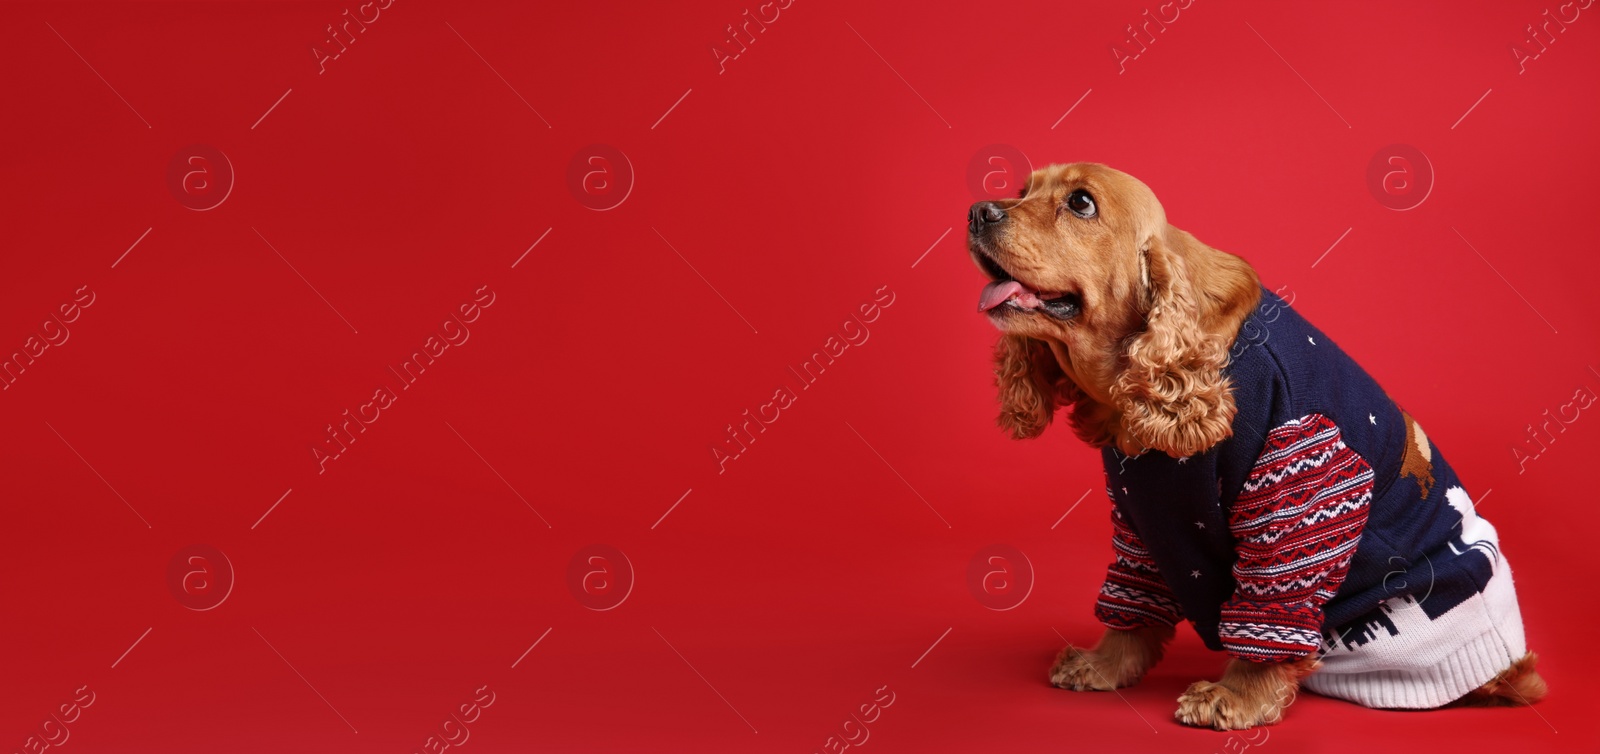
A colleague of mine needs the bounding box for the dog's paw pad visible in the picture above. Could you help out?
[1175,680,1271,730]
[1048,647,1120,691]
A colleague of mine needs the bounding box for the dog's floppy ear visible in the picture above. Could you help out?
[1110,226,1237,457]
[995,334,1077,439]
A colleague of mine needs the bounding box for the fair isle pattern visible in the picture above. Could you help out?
[1220,413,1374,662]
[1219,621,1323,652]
[1095,506,1184,628]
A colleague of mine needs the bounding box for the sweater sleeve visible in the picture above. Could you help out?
[1094,504,1184,629]
[1220,413,1374,662]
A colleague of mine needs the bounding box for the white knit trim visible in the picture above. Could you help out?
[1304,625,1520,709]
[1302,516,1526,709]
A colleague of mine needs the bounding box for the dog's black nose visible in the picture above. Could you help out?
[968,201,1007,234]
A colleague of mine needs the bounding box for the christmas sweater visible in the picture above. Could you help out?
[1094,287,1506,666]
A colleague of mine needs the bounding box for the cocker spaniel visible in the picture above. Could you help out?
[968,163,1544,729]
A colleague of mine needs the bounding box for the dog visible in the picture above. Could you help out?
[968,163,1545,729]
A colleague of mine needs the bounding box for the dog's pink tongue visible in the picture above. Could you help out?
[979,281,1025,312]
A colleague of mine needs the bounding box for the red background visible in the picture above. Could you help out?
[2,1,1597,752]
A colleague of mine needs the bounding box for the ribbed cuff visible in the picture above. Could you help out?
[1303,629,1518,709]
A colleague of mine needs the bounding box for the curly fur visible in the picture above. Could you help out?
[1109,228,1239,457]
[994,335,1063,440]
[976,163,1257,458]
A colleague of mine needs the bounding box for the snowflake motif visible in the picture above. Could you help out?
[1191,570,1202,579]
[1177,456,1189,465]
[1122,487,1129,496]
[1194,521,1206,530]
[1369,413,1376,425]
[1307,336,1316,345]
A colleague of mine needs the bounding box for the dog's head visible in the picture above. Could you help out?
[968,163,1259,457]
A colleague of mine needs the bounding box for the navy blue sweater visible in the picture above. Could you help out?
[1094,287,1495,661]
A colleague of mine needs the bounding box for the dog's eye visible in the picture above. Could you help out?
[1065,189,1096,218]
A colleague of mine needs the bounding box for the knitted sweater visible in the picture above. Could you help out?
[1094,287,1502,665]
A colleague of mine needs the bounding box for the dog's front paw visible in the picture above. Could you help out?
[1049,646,1126,691]
[1174,680,1279,730]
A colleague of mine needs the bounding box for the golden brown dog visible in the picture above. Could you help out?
[971,163,1545,729]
